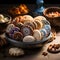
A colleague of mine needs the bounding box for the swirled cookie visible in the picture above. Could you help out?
[21,25,33,37]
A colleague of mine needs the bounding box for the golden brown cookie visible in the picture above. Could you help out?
[23,15,34,23]
[34,20,43,29]
[34,16,46,21]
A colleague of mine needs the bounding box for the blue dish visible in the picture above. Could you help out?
[5,32,52,48]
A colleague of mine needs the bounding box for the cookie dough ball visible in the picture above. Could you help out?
[34,20,43,29]
[13,32,23,41]
[33,30,42,41]
[23,36,35,42]
[6,24,15,33]
[9,48,24,56]
[34,16,46,21]
[21,25,33,37]
[23,15,34,23]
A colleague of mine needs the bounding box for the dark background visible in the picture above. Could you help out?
[0,0,60,4]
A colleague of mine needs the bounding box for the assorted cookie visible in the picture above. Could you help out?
[9,48,24,56]
[6,15,51,42]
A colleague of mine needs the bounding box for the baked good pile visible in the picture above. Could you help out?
[6,15,51,43]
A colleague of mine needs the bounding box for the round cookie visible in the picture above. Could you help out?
[23,15,34,23]
[8,27,20,38]
[12,16,24,24]
[32,21,38,29]
[23,36,35,42]
[6,24,15,33]
[40,29,48,38]
[41,19,50,25]
[21,25,33,37]
[24,21,35,30]
[13,32,23,41]
[16,22,24,29]
[33,30,42,41]
[44,25,51,34]
[34,20,43,29]
[34,16,46,21]
[9,48,24,56]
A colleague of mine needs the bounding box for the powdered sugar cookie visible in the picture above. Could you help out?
[33,30,42,41]
[23,36,35,42]
[9,48,24,56]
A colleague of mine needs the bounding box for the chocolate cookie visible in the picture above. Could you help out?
[21,25,33,37]
[13,32,23,41]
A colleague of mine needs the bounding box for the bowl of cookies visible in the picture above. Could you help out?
[0,14,11,33]
[5,15,52,48]
[43,7,60,26]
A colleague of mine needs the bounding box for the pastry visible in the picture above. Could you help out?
[23,15,34,23]
[12,16,24,24]
[24,21,35,30]
[23,36,35,42]
[40,29,48,38]
[6,24,15,33]
[33,30,42,41]
[8,27,20,38]
[41,19,50,25]
[32,21,38,29]
[44,25,51,34]
[21,25,33,37]
[13,32,23,41]
[9,48,24,56]
[16,22,24,29]
[34,16,46,21]
[34,20,43,29]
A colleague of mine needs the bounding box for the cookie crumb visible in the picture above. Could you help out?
[42,52,48,56]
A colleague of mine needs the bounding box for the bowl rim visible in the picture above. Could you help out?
[43,7,60,18]
[5,32,52,46]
